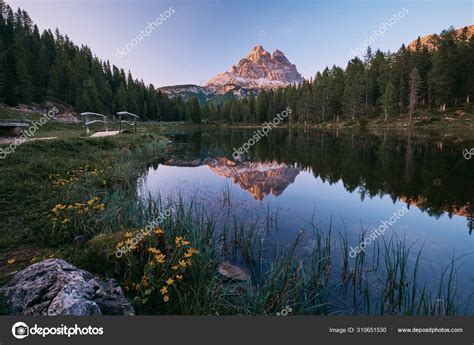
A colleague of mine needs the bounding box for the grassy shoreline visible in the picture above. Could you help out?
[0,108,470,315]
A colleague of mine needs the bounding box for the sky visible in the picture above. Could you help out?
[7,0,474,87]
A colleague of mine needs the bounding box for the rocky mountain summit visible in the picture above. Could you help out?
[206,45,304,91]
[160,45,303,102]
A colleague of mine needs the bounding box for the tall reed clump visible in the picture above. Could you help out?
[71,193,466,315]
[46,137,170,244]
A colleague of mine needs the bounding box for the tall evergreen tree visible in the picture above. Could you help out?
[408,67,421,125]
[188,96,201,124]
[381,81,397,123]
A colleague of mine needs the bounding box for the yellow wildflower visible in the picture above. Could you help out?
[124,231,133,238]
[175,236,183,246]
[166,278,174,286]
[156,254,166,264]
[181,240,190,246]
[176,274,183,280]
[148,247,162,254]
[153,227,164,234]
[163,295,170,303]
[94,204,105,211]
[160,286,168,295]
[171,265,179,271]
[178,259,187,268]
[7,258,15,264]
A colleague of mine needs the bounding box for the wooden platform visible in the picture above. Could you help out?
[89,130,121,138]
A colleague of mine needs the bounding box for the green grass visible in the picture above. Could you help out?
[0,106,468,315]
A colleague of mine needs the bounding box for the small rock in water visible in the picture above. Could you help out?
[217,261,249,281]
[0,259,134,316]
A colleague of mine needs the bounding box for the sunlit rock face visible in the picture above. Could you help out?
[205,45,304,92]
[165,157,301,200]
[407,25,474,51]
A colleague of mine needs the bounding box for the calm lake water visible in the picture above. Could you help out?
[139,128,474,313]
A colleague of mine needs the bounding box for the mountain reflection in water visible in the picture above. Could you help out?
[139,128,474,308]
[165,156,301,200]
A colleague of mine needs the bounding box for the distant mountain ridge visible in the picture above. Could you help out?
[159,45,303,102]
[159,83,254,104]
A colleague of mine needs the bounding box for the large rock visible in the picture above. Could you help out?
[0,259,134,316]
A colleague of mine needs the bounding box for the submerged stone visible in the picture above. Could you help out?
[217,261,250,281]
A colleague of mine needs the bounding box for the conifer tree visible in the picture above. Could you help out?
[408,67,421,125]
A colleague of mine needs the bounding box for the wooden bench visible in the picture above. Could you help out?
[116,112,139,133]
[0,120,31,136]
[80,111,140,136]
[80,112,109,135]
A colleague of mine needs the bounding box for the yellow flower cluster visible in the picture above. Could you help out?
[129,234,198,306]
[49,197,105,223]
[117,237,138,252]
[50,165,106,187]
[175,236,191,247]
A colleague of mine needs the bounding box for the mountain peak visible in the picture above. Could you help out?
[206,45,303,91]
[250,44,266,52]
[272,49,290,65]
[246,45,271,63]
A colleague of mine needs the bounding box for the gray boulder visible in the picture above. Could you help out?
[0,259,134,316]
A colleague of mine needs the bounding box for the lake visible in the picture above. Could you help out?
[139,128,474,314]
